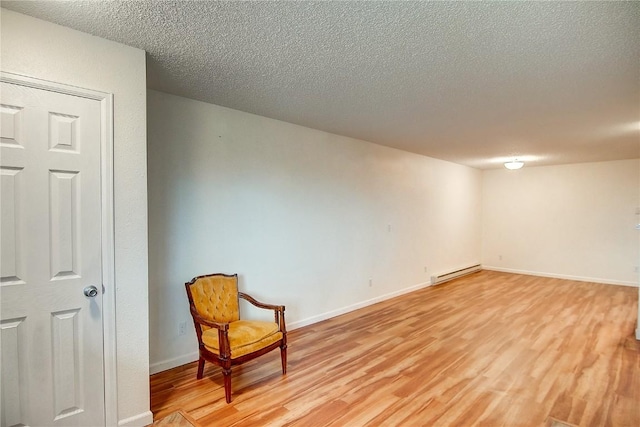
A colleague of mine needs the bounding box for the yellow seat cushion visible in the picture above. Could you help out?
[202,320,283,359]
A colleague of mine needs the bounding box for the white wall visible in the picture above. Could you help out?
[482,159,640,286]
[147,89,482,372]
[1,9,151,426]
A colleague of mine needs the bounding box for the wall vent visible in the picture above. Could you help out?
[430,264,481,285]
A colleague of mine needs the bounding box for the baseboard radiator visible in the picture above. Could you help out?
[430,264,482,285]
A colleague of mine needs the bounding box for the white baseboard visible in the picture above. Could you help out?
[118,410,154,427]
[482,266,639,288]
[149,281,432,374]
[288,281,432,330]
[149,351,199,375]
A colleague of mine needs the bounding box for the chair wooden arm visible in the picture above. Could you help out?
[239,292,284,311]
[239,292,286,331]
[189,308,232,358]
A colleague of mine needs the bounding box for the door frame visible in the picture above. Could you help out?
[1,71,118,426]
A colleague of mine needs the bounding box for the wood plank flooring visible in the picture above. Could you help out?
[150,271,640,426]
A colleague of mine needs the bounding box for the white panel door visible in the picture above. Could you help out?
[0,81,104,426]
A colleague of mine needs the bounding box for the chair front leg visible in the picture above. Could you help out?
[280,344,287,375]
[222,367,232,403]
[218,327,233,403]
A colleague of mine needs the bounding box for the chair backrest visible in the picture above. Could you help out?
[186,273,240,325]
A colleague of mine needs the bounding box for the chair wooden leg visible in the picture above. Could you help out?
[222,367,232,403]
[196,357,205,379]
[280,344,287,375]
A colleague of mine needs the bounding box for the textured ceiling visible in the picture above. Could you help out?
[3,1,639,169]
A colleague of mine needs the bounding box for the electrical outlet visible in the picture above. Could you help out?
[635,266,639,273]
[178,321,187,336]
[499,255,503,261]
[424,266,428,273]
[368,278,373,287]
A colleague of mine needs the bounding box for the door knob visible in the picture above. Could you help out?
[83,285,99,298]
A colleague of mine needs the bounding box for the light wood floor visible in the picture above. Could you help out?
[150,271,640,426]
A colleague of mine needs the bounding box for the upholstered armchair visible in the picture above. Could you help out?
[185,273,287,403]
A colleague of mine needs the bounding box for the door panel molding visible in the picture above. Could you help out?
[1,71,117,426]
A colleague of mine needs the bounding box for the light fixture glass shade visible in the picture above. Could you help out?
[504,160,524,170]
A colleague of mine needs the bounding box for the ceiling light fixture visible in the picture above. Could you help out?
[504,159,524,170]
